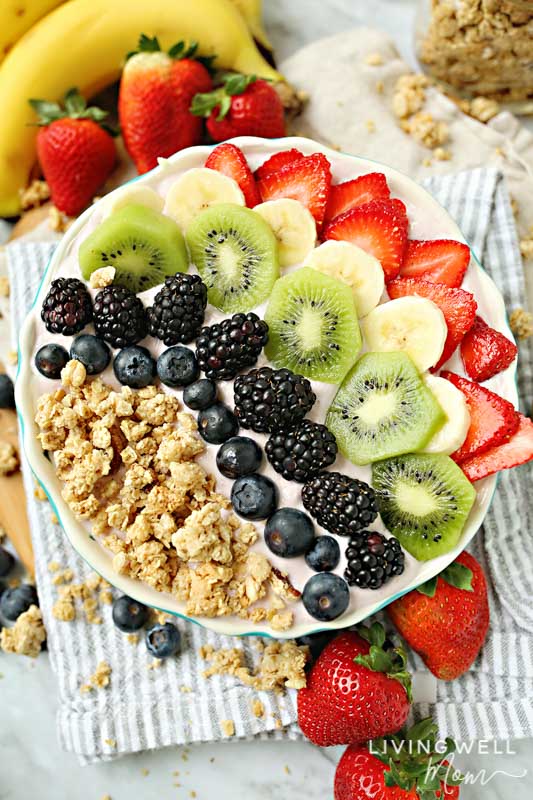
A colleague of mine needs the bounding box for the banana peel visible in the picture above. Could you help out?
[0,0,281,217]
[0,0,66,67]
[228,0,274,52]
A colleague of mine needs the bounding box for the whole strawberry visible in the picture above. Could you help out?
[297,623,412,747]
[119,35,213,174]
[191,73,285,141]
[387,551,489,681]
[29,89,116,217]
[335,719,463,800]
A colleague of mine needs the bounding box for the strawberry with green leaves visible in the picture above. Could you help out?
[297,622,412,747]
[387,552,489,681]
[119,35,213,174]
[191,73,285,141]
[29,88,116,217]
[335,719,463,800]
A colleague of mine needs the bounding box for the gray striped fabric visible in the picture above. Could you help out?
[8,168,533,764]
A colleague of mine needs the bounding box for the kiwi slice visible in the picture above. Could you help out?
[372,453,476,560]
[186,203,279,313]
[79,204,188,293]
[264,267,360,383]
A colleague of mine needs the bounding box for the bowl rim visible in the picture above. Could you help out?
[15,135,518,639]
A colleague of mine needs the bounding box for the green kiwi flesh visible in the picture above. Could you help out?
[79,204,188,293]
[264,267,360,383]
[185,203,279,313]
[326,352,445,465]
[372,452,476,560]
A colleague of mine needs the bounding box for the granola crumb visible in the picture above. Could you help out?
[220,719,235,737]
[402,111,449,149]
[48,205,70,233]
[52,596,76,622]
[468,96,500,123]
[365,52,384,66]
[35,485,48,501]
[510,196,519,219]
[180,685,192,693]
[375,80,385,94]
[520,226,533,262]
[392,73,428,119]
[104,738,117,748]
[0,441,19,476]
[201,640,308,692]
[422,157,433,167]
[50,512,59,525]
[101,795,112,800]
[147,658,163,670]
[0,276,10,298]
[19,179,50,210]
[141,768,150,776]
[80,661,112,693]
[509,308,533,340]
[190,792,197,799]
[284,765,291,775]
[61,358,86,389]
[7,350,17,366]
[127,633,139,645]
[0,605,46,657]
[251,699,265,718]
[89,267,116,289]
[365,120,376,133]
[434,147,451,161]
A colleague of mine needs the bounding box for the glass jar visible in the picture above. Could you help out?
[415,0,533,113]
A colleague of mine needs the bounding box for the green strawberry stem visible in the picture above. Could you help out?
[191,73,257,120]
[416,561,474,598]
[127,33,216,71]
[354,622,413,702]
[371,718,464,799]
[28,88,113,132]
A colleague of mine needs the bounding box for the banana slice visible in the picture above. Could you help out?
[254,198,316,267]
[361,296,447,372]
[423,374,470,455]
[305,240,384,317]
[101,184,164,218]
[164,167,245,231]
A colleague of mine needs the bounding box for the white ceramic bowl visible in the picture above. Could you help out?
[16,136,518,639]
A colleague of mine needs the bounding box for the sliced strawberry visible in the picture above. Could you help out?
[460,413,533,482]
[254,148,304,182]
[388,277,477,368]
[324,199,408,282]
[205,143,260,208]
[441,371,520,463]
[400,239,471,288]
[257,152,332,229]
[460,316,518,382]
[324,172,390,224]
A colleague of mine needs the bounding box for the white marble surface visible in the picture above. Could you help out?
[2,1,533,797]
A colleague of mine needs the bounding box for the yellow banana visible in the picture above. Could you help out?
[0,0,66,66]
[228,0,273,52]
[0,0,282,217]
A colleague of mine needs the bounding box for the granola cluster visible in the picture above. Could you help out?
[0,605,46,658]
[418,0,533,104]
[0,441,19,476]
[392,74,451,158]
[35,362,297,629]
[199,639,309,692]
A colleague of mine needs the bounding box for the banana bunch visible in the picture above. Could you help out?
[0,0,278,217]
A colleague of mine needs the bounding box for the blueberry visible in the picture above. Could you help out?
[183,378,217,410]
[157,346,199,388]
[145,622,181,658]
[70,334,111,375]
[216,436,262,479]
[305,536,341,572]
[264,508,315,558]
[0,545,15,578]
[112,594,149,633]
[302,573,349,621]
[0,374,15,409]
[231,473,278,520]
[198,403,239,444]
[113,345,156,388]
[296,630,337,663]
[34,343,69,379]
[0,583,38,622]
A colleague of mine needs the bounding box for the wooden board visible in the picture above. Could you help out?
[0,408,35,575]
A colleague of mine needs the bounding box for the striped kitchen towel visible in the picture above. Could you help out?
[8,167,533,763]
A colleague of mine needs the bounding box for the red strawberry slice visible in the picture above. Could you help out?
[400,239,471,288]
[254,148,304,181]
[388,277,477,368]
[257,152,332,229]
[460,413,533,482]
[324,199,408,282]
[324,172,390,224]
[441,371,520,463]
[205,143,260,208]
[460,316,518,382]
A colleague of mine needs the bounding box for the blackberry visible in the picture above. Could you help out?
[41,277,92,335]
[344,531,405,589]
[265,420,337,482]
[196,313,269,381]
[93,285,147,348]
[301,471,378,535]
[147,273,207,345]
[233,367,316,433]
